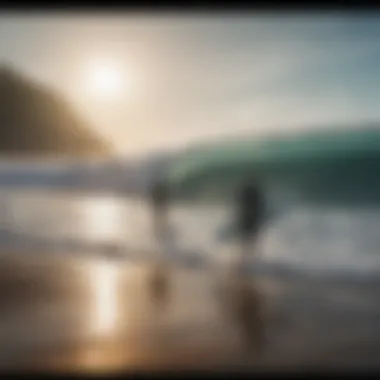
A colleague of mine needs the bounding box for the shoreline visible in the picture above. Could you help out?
[0,252,378,370]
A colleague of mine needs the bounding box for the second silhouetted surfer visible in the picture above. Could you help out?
[147,180,171,310]
[235,181,264,271]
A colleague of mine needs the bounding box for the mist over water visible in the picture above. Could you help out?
[0,189,379,280]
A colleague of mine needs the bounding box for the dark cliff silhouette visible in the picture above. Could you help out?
[0,64,111,157]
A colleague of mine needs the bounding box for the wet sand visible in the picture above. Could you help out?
[0,252,379,372]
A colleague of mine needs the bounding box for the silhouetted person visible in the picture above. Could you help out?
[150,180,168,233]
[235,181,265,271]
[147,180,171,311]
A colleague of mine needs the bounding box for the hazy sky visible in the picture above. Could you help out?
[1,14,380,157]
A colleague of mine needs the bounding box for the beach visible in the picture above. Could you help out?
[0,191,379,371]
[0,252,379,372]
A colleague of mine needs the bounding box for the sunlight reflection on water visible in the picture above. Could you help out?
[81,196,125,243]
[2,190,380,277]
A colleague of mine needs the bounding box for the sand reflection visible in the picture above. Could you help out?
[89,260,120,336]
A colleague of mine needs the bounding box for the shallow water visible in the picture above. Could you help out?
[1,189,380,278]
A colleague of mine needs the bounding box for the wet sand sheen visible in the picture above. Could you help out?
[0,252,379,372]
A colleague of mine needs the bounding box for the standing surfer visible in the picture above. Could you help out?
[235,181,265,273]
[147,179,171,310]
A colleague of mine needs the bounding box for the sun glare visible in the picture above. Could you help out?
[86,61,126,100]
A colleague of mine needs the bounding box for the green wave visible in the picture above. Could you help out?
[166,126,380,207]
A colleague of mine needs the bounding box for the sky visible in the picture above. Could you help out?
[1,13,380,158]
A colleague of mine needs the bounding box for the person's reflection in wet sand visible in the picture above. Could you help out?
[224,273,266,356]
[148,261,170,312]
[147,180,171,313]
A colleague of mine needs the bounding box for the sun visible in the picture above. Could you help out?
[86,60,126,100]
